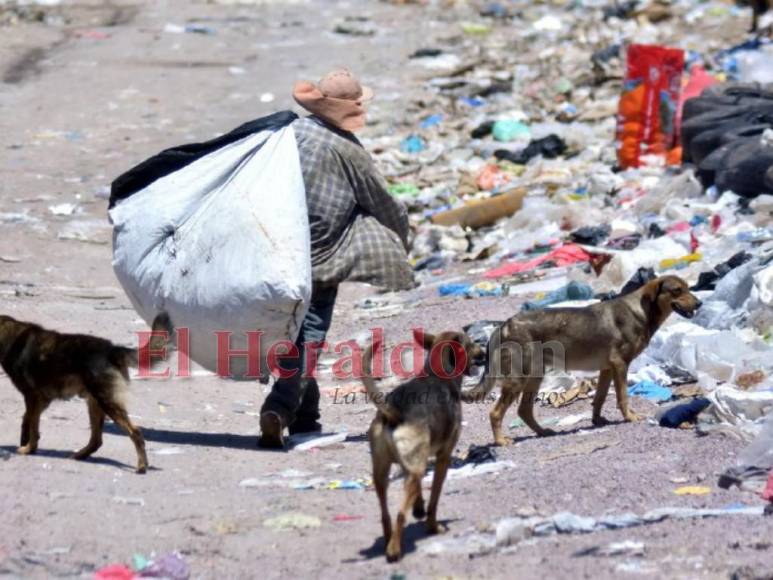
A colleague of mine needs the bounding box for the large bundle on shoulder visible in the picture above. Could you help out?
[109,111,311,379]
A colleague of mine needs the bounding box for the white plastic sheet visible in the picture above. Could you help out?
[706,385,773,440]
[111,127,311,379]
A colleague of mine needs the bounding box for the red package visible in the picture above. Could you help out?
[617,44,685,168]
[676,64,718,142]
[763,468,773,502]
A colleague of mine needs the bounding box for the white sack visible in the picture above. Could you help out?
[111,127,311,379]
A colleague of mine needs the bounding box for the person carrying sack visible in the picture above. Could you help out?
[258,68,414,448]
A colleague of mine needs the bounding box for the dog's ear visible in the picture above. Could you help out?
[413,328,435,351]
[641,278,663,304]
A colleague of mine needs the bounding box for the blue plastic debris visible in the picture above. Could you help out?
[460,96,486,107]
[419,114,443,129]
[438,282,503,298]
[628,380,672,403]
[400,134,427,154]
[521,281,594,311]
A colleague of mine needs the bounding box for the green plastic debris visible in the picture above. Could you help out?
[461,21,492,35]
[388,183,420,198]
[492,120,530,142]
[132,554,150,572]
[264,512,322,531]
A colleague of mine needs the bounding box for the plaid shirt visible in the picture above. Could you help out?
[293,116,414,290]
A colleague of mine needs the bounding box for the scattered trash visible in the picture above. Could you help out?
[569,225,610,247]
[438,281,503,298]
[492,120,530,143]
[438,506,766,557]
[494,135,567,165]
[616,44,684,168]
[57,219,111,244]
[264,512,322,531]
[164,23,215,35]
[522,281,594,311]
[150,446,185,456]
[425,460,515,484]
[325,479,368,490]
[400,134,426,154]
[290,432,347,451]
[48,203,78,216]
[576,540,645,558]
[333,17,376,37]
[141,552,190,580]
[485,244,591,279]
[95,564,135,580]
[456,444,497,466]
[673,486,712,496]
[333,514,364,522]
[112,496,145,507]
[658,398,711,428]
[628,381,673,403]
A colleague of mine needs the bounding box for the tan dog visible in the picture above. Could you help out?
[463,275,702,446]
[362,329,483,562]
[0,313,170,473]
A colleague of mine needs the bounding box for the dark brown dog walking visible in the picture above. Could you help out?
[463,275,702,445]
[362,329,482,562]
[0,313,170,473]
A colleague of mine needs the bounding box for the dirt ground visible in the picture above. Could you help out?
[1,1,772,578]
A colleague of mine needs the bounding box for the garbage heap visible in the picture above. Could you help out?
[365,1,773,496]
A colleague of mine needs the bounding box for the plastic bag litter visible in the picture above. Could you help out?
[737,412,773,470]
[503,195,606,236]
[628,381,672,402]
[489,505,764,551]
[632,169,704,216]
[705,385,773,440]
[695,258,771,330]
[110,127,311,379]
[753,263,773,307]
[593,236,687,292]
[643,321,770,384]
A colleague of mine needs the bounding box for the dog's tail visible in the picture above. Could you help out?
[360,340,400,423]
[111,312,173,371]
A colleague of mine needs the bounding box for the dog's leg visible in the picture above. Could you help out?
[518,378,555,437]
[426,451,451,535]
[72,396,105,460]
[19,395,33,447]
[412,491,426,520]
[592,369,613,427]
[490,383,519,446]
[17,397,49,455]
[386,472,421,563]
[611,360,640,422]
[373,456,393,545]
[97,397,148,473]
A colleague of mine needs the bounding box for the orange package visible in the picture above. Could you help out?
[616,44,685,168]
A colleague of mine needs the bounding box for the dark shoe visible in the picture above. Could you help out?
[288,420,323,436]
[258,411,285,449]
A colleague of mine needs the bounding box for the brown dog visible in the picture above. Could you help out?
[0,313,170,473]
[362,329,483,562]
[463,275,702,446]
